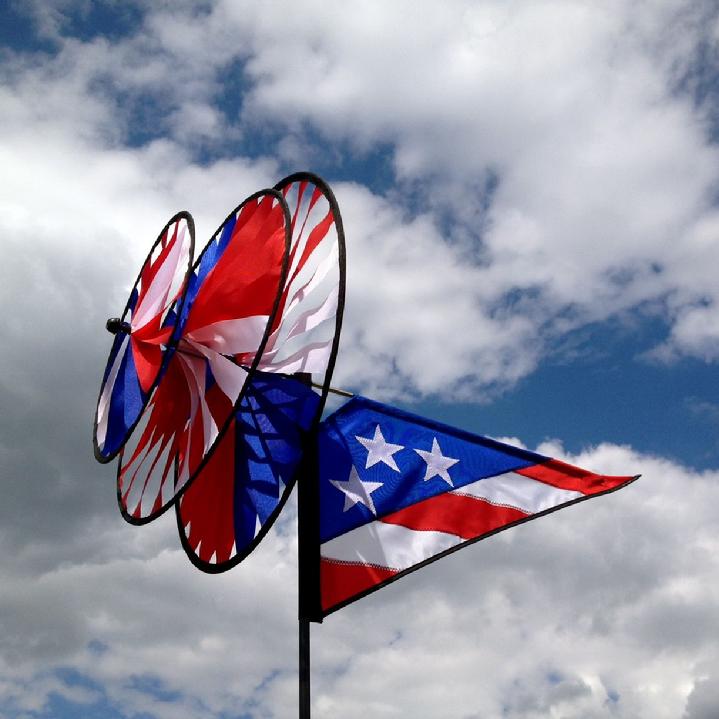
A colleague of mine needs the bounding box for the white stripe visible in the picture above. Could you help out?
[287,189,329,281]
[283,228,335,315]
[260,332,334,374]
[321,521,462,572]
[187,354,217,454]
[264,314,335,367]
[176,352,217,473]
[258,181,339,379]
[281,286,338,350]
[453,472,583,514]
[304,280,338,335]
[320,473,585,574]
[270,246,338,350]
[133,221,189,330]
[96,333,130,448]
[183,338,248,403]
[138,437,173,516]
[120,411,166,516]
[185,315,269,355]
[262,286,337,366]
[161,453,179,505]
[275,341,334,374]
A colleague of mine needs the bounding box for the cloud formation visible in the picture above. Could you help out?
[0,444,717,718]
[0,1,718,717]
[5,0,719,398]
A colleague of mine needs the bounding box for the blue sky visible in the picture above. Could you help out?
[2,1,719,718]
[3,3,708,469]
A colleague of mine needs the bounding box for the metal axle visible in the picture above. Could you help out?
[106,318,131,335]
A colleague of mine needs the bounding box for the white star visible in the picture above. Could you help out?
[355,424,404,471]
[330,466,384,515]
[414,437,459,486]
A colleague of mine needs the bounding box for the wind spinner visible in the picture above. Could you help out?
[94,172,637,718]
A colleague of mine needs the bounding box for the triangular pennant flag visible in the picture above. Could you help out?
[318,396,637,615]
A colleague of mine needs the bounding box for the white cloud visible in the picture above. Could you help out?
[228,0,719,374]
[308,444,719,719]
[1,2,718,718]
[6,0,719,395]
[0,445,715,718]
[685,673,719,719]
[333,182,541,396]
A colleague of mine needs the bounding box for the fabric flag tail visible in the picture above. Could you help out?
[316,396,638,617]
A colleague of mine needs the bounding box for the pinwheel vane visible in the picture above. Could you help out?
[94,173,638,718]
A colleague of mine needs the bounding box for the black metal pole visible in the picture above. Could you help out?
[299,617,311,719]
[297,423,322,718]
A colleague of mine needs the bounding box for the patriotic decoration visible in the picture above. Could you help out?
[93,172,636,595]
[93,171,637,718]
[176,174,346,569]
[177,371,320,569]
[92,170,639,719]
[93,212,194,462]
[116,189,290,523]
[93,173,346,564]
[317,396,638,615]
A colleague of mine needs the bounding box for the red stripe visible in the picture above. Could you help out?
[288,209,333,287]
[516,460,633,495]
[150,435,178,514]
[179,420,237,564]
[185,197,285,333]
[271,197,334,335]
[320,558,397,612]
[130,316,174,394]
[204,380,234,425]
[306,186,322,217]
[131,318,172,344]
[233,196,260,235]
[380,492,529,539]
[135,429,173,515]
[138,221,178,306]
[286,181,307,268]
[119,360,190,496]
[121,360,192,481]
[130,338,162,394]
[187,399,206,478]
[179,379,234,483]
[232,193,272,241]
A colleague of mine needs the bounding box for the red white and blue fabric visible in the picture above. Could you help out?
[318,396,638,615]
[95,215,193,460]
[258,176,342,380]
[177,372,319,568]
[117,193,288,522]
[176,175,343,569]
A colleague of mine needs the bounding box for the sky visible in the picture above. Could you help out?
[1,0,718,717]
